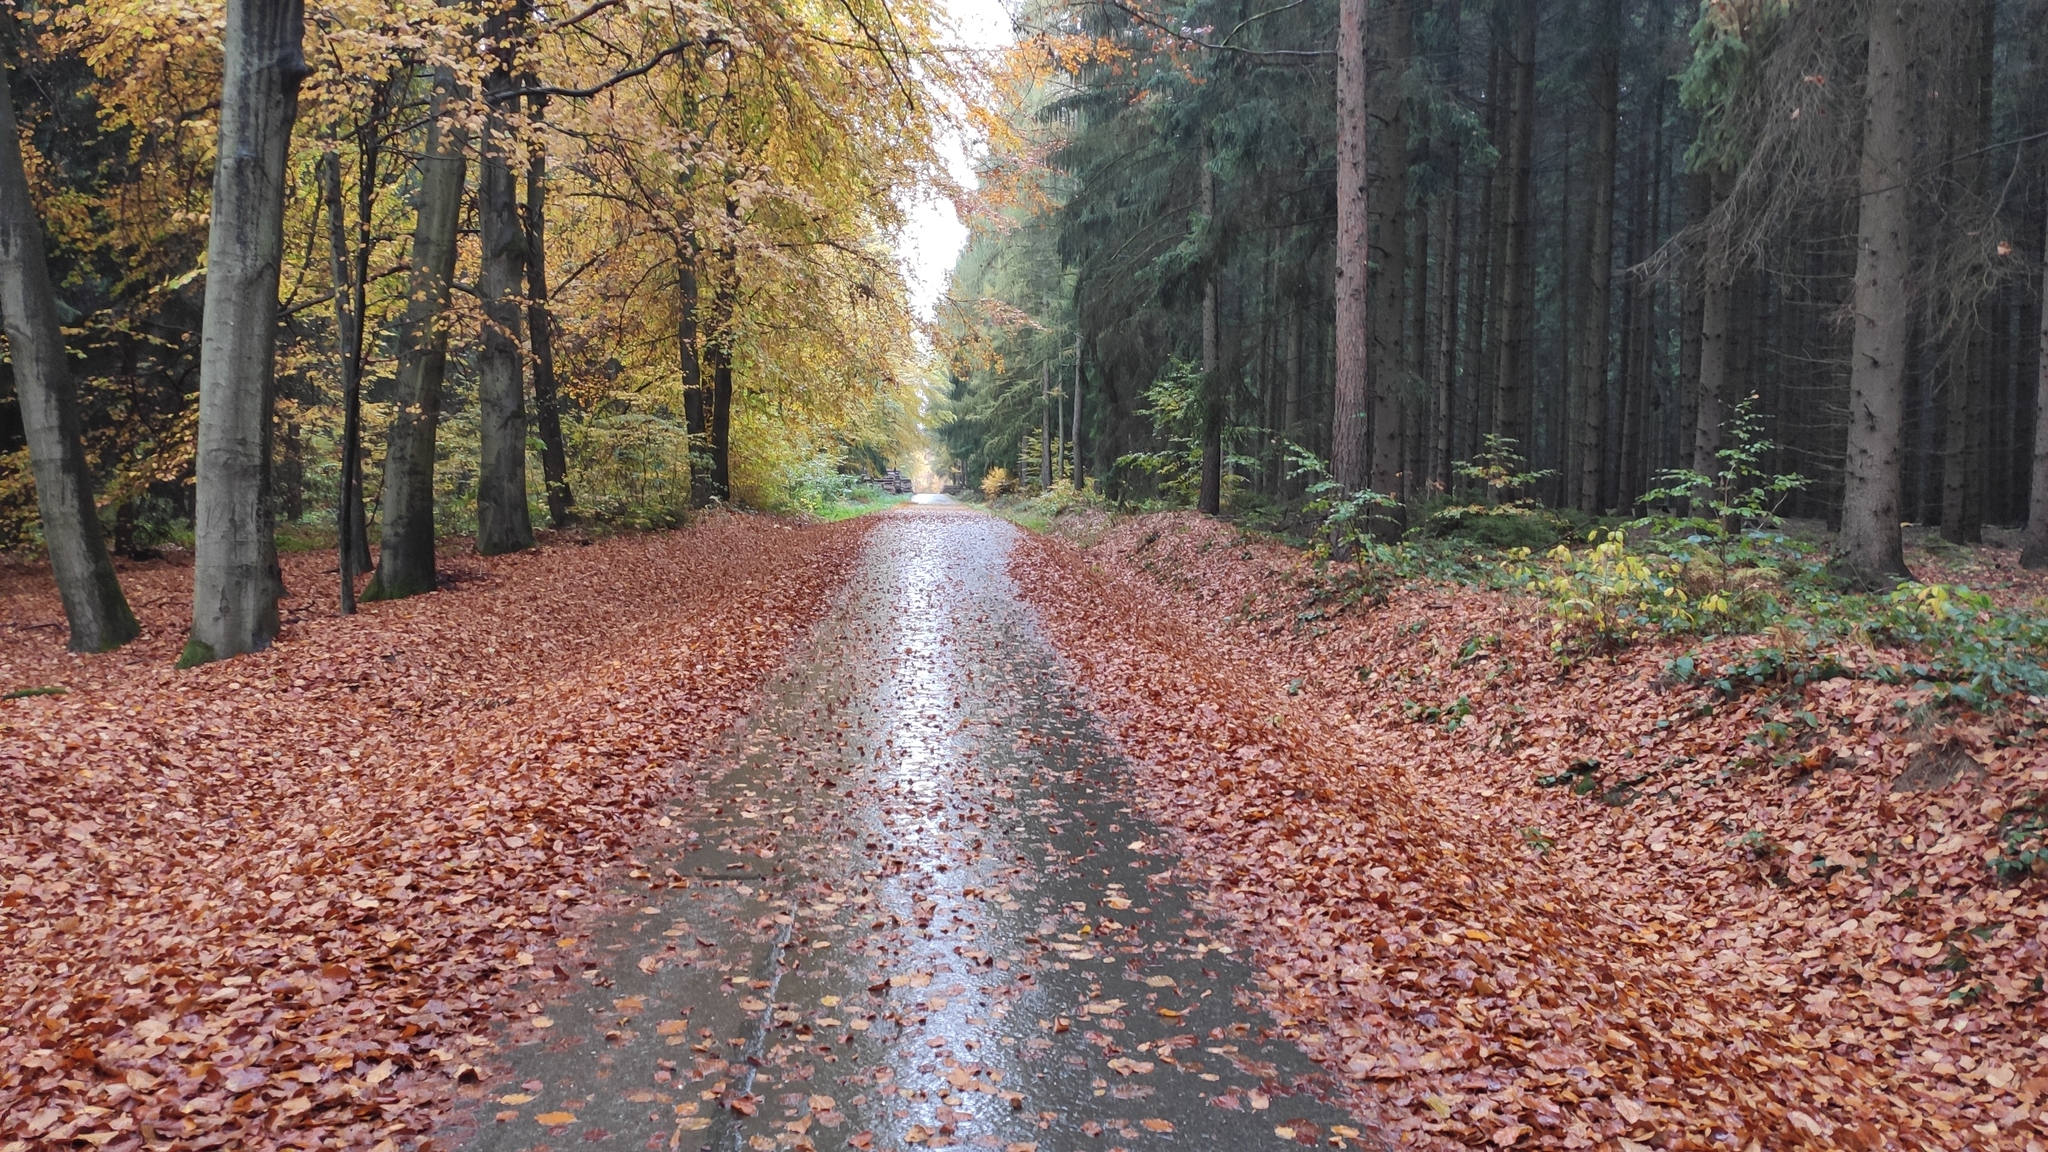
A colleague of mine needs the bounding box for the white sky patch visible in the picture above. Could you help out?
[898,0,1015,324]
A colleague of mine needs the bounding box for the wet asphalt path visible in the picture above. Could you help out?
[457,502,1371,1152]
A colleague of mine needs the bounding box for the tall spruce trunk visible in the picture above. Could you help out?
[365,68,465,601]
[1072,334,1083,483]
[1433,174,1460,492]
[2021,202,2048,568]
[1492,1,1536,449]
[1330,0,1369,490]
[1833,0,1917,587]
[185,0,304,665]
[0,72,137,651]
[474,110,533,555]
[525,142,572,527]
[1199,144,1222,514]
[1691,173,1733,489]
[1368,0,1410,510]
[1573,0,1619,512]
[1940,0,1994,544]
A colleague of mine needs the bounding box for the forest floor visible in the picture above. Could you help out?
[1014,509,2048,1150]
[0,512,871,1150]
[1,505,2044,1152]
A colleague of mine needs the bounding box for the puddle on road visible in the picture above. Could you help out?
[456,507,1373,1151]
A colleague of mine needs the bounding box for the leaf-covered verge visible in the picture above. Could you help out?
[0,514,871,1150]
[1013,512,2047,1150]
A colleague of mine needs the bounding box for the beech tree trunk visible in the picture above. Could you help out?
[185,0,304,665]
[1834,0,1917,587]
[366,68,465,601]
[1330,0,1369,490]
[319,150,363,615]
[0,71,137,652]
[1574,0,1619,512]
[525,141,572,527]
[678,238,710,507]
[475,89,535,556]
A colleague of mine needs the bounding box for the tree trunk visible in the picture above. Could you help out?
[319,150,362,615]
[1199,143,1222,514]
[1492,0,1535,450]
[1433,170,1459,493]
[0,70,137,651]
[1833,0,1917,587]
[1072,334,1083,484]
[474,68,534,556]
[706,236,736,502]
[185,0,304,665]
[1330,0,1369,490]
[678,239,710,507]
[1040,361,1053,491]
[1574,0,1619,511]
[1692,173,1734,489]
[2020,201,2048,568]
[525,137,573,527]
[365,67,465,601]
[1940,0,1994,545]
[1368,0,1410,509]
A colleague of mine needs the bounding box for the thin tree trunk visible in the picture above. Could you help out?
[1492,0,1535,450]
[525,133,573,527]
[678,237,709,507]
[1574,0,1619,511]
[706,232,736,502]
[1941,0,1994,544]
[2020,200,2048,567]
[1834,0,1918,587]
[0,69,137,651]
[185,0,303,664]
[1433,171,1459,493]
[1072,334,1083,484]
[319,149,362,615]
[365,67,465,601]
[1040,361,1053,490]
[1331,0,1369,490]
[474,62,534,556]
[1692,171,1734,489]
[1369,0,1410,509]
[1198,142,1222,514]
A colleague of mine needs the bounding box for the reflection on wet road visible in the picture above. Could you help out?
[459,507,1370,1151]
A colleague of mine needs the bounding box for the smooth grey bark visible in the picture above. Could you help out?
[0,71,137,652]
[185,0,304,665]
[475,105,534,556]
[525,142,572,527]
[678,237,710,507]
[319,150,363,615]
[1573,0,1619,512]
[366,68,466,600]
[1833,0,1916,588]
[2021,205,2048,569]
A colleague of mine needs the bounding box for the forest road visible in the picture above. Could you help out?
[455,504,1374,1152]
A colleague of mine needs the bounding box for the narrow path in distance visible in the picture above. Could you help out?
[456,503,1374,1151]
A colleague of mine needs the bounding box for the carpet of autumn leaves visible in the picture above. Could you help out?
[1014,512,2048,1151]
[0,514,869,1150]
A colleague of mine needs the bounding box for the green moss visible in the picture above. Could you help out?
[3,685,68,700]
[176,638,218,669]
[360,572,436,602]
